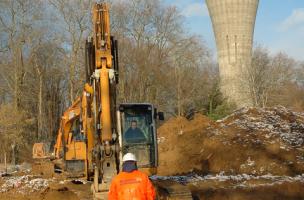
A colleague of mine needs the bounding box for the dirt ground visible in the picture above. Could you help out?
[155,179,304,200]
[1,106,304,199]
[0,172,91,200]
[2,172,304,200]
[193,181,304,200]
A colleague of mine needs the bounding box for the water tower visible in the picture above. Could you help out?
[206,0,259,107]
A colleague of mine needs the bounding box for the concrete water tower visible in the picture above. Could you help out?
[206,0,259,107]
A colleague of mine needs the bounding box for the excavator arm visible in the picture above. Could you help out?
[89,3,120,199]
[92,2,114,143]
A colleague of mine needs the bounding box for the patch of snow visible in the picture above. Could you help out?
[0,175,49,194]
[247,157,255,167]
[223,107,304,148]
[151,173,304,188]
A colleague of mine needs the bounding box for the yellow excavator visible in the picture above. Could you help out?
[33,2,164,199]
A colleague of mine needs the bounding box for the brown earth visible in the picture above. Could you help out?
[155,178,304,200]
[157,106,304,176]
[1,106,304,199]
[193,181,304,200]
[157,114,214,175]
[42,187,80,200]
[0,175,91,200]
[0,188,80,200]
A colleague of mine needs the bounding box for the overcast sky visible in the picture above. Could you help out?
[164,0,304,61]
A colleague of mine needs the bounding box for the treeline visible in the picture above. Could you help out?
[247,45,304,109]
[0,0,91,162]
[110,0,221,117]
[0,0,303,163]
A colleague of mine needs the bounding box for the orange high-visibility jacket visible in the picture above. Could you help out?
[108,170,156,200]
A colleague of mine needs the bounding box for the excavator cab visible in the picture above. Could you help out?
[118,103,163,175]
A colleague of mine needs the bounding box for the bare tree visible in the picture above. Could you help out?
[49,0,92,103]
[28,42,66,140]
[0,0,71,159]
[111,0,214,117]
[268,52,295,105]
[0,104,34,163]
[246,46,295,107]
[247,45,271,107]
[0,0,44,108]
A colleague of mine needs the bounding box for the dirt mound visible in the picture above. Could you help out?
[157,107,304,176]
[157,114,213,175]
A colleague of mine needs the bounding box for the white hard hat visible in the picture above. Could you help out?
[122,153,137,162]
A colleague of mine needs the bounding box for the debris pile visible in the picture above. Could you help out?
[0,175,49,194]
[153,173,304,187]
[220,106,304,148]
[157,106,304,176]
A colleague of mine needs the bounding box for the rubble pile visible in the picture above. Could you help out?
[0,175,49,194]
[220,106,304,148]
[157,106,304,176]
[152,172,304,190]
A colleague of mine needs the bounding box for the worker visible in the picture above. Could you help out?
[124,120,146,143]
[108,153,156,200]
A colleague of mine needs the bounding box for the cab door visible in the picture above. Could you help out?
[118,104,158,174]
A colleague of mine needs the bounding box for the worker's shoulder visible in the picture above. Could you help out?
[112,172,125,182]
[114,170,148,179]
[134,170,150,179]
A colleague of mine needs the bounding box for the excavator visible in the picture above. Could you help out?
[33,2,194,199]
[33,2,164,199]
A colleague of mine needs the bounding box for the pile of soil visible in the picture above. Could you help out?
[157,114,214,175]
[157,106,304,176]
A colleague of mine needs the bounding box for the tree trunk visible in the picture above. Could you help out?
[11,143,16,165]
[38,73,43,140]
[14,57,19,108]
[175,64,182,117]
[13,45,25,109]
[69,62,75,103]
[209,96,213,115]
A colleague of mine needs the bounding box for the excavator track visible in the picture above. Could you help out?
[153,179,193,200]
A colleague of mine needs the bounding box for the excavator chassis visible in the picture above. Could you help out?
[154,179,194,200]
